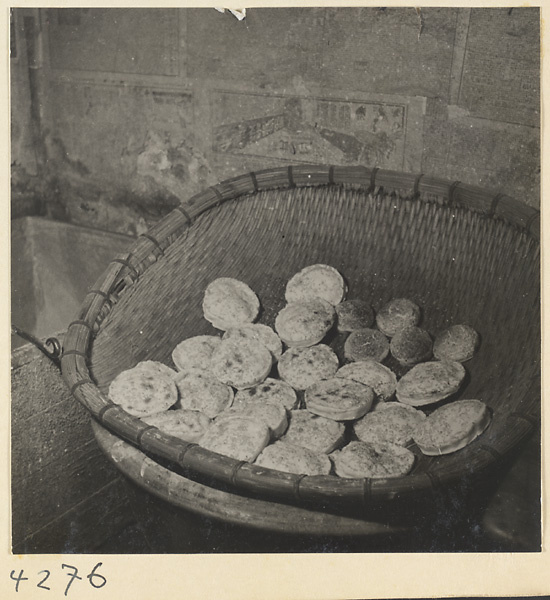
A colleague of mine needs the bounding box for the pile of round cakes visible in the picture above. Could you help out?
[108,265,491,480]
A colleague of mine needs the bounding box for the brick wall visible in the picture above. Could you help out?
[11,7,540,236]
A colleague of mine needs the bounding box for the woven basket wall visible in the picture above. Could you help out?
[61,165,540,515]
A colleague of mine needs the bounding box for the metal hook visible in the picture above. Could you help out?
[12,325,62,367]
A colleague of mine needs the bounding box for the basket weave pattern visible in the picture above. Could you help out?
[61,165,540,509]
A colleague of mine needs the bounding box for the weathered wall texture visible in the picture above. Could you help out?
[11,7,540,236]
[11,11,45,217]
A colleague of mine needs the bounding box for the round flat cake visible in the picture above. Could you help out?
[396,360,466,407]
[353,402,427,446]
[255,441,332,476]
[234,378,299,410]
[202,277,260,331]
[390,326,433,366]
[199,416,270,462]
[282,410,346,454]
[344,328,390,363]
[141,409,212,443]
[285,264,347,306]
[223,323,283,361]
[216,398,288,439]
[376,298,421,337]
[278,344,340,391]
[336,299,375,332]
[210,337,273,390]
[135,360,178,380]
[331,441,416,479]
[175,371,234,418]
[275,298,336,348]
[108,361,178,418]
[433,324,480,363]
[305,377,374,421]
[412,399,491,455]
[171,335,221,375]
[336,360,397,402]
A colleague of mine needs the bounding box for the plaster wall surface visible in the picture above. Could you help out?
[10,7,540,235]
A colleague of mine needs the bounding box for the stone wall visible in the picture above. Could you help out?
[11,7,540,236]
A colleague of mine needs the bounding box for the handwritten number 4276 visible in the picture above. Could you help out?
[10,562,106,595]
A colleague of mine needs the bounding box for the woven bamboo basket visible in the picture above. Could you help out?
[61,165,540,528]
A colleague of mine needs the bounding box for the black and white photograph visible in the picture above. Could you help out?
[8,2,545,595]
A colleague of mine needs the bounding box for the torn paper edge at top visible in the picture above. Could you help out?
[215,8,246,21]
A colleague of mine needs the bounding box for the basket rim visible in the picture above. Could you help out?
[91,420,411,536]
[60,164,541,510]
